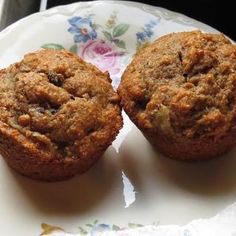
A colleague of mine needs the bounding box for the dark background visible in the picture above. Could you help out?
[47,0,235,41]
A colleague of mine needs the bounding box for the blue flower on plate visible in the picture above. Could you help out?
[136,30,153,42]
[91,224,111,235]
[145,20,158,29]
[136,32,146,42]
[183,229,192,236]
[68,16,97,43]
[136,19,158,43]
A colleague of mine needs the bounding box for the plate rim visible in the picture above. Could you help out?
[0,0,221,41]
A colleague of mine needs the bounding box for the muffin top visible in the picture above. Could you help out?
[119,31,236,139]
[0,49,122,160]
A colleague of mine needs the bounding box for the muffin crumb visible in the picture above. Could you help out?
[18,114,31,127]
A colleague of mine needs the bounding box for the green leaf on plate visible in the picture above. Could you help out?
[113,23,129,37]
[69,44,77,54]
[41,43,65,50]
[112,224,121,231]
[102,31,113,41]
[128,223,143,229]
[78,226,88,235]
[40,223,63,235]
[136,223,144,227]
[92,23,101,29]
[86,223,93,228]
[114,39,126,49]
[93,219,98,225]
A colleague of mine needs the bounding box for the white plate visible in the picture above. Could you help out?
[0,1,236,235]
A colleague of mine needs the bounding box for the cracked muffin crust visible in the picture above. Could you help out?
[0,49,122,181]
[118,31,236,160]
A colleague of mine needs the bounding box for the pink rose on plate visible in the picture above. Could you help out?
[78,39,123,75]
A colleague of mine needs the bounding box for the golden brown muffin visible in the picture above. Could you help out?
[0,49,122,181]
[118,31,236,160]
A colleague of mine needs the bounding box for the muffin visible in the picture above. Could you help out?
[118,31,236,160]
[0,49,122,181]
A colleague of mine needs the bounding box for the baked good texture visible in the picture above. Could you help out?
[118,31,236,160]
[0,49,122,181]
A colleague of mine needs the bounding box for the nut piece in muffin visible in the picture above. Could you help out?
[118,31,236,160]
[0,49,122,181]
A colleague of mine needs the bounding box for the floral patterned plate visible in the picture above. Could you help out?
[0,1,236,236]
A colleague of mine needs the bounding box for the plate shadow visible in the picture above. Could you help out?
[119,126,236,197]
[8,147,121,216]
